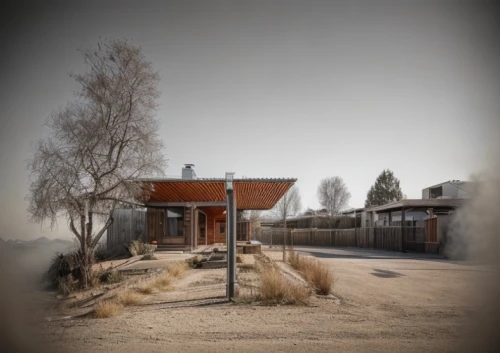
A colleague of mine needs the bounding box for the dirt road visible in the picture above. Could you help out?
[41,247,490,353]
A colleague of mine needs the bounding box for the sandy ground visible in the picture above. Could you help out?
[39,247,492,353]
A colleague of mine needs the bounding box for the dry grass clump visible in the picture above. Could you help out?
[132,263,188,296]
[259,266,310,305]
[288,249,334,295]
[136,281,156,295]
[153,272,173,291]
[94,300,123,318]
[166,261,188,277]
[116,290,143,306]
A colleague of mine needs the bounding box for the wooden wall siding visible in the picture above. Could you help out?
[146,181,294,210]
[107,209,146,250]
[425,217,438,242]
[184,207,192,246]
[147,208,165,243]
[254,226,440,254]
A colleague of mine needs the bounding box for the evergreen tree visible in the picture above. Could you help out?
[365,169,404,207]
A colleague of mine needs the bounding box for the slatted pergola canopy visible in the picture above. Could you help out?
[138,178,297,210]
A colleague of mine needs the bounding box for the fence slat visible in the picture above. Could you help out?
[254,226,433,253]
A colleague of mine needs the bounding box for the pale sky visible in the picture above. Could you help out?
[1,1,499,240]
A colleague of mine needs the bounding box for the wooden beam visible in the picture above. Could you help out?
[146,201,226,207]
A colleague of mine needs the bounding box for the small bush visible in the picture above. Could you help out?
[302,259,334,295]
[57,274,78,295]
[154,272,173,291]
[128,240,146,256]
[166,262,188,278]
[136,282,156,295]
[287,251,334,295]
[94,300,123,318]
[259,266,309,305]
[98,269,124,284]
[141,253,157,260]
[45,251,84,294]
[116,291,143,306]
[127,240,156,256]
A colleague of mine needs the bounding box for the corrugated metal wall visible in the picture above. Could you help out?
[106,208,146,251]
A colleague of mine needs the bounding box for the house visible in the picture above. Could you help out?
[422,180,473,199]
[267,214,357,229]
[106,165,296,251]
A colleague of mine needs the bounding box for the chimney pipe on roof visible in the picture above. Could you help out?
[182,164,197,180]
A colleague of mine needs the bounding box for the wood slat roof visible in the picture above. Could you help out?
[141,178,297,210]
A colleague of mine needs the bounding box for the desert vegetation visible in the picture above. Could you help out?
[94,300,124,318]
[116,291,143,306]
[253,254,311,305]
[128,240,157,260]
[288,249,335,295]
[258,265,310,304]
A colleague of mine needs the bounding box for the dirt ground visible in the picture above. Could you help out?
[38,247,492,353]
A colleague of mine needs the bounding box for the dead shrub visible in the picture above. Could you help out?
[45,251,85,294]
[116,291,143,306]
[259,266,309,305]
[154,272,173,291]
[97,268,124,285]
[136,282,156,295]
[94,300,123,318]
[166,262,188,278]
[128,240,156,257]
[288,249,301,270]
[287,252,334,295]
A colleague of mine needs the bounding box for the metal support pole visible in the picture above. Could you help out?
[282,218,287,262]
[225,173,237,299]
[401,208,406,252]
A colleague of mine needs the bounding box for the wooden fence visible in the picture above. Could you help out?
[106,209,146,251]
[254,226,440,254]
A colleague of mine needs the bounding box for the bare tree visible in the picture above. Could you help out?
[317,176,351,228]
[271,185,302,261]
[27,39,166,287]
[248,210,262,240]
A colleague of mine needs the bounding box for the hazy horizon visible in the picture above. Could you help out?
[1,1,499,240]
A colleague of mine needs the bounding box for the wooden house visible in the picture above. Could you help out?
[107,165,296,251]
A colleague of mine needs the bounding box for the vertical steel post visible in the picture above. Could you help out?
[225,172,236,299]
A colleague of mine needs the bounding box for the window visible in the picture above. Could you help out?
[198,212,206,239]
[216,221,226,234]
[167,208,184,237]
[430,186,443,199]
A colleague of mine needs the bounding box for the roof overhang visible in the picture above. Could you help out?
[368,198,465,213]
[137,178,297,210]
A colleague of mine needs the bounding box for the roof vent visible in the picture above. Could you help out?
[182,164,197,180]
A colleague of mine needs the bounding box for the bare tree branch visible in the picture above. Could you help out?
[26,39,166,288]
[317,176,351,228]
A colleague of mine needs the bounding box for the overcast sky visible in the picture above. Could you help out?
[1,1,499,240]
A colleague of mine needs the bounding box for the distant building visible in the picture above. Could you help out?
[422,180,473,199]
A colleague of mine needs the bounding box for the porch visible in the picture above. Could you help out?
[146,205,252,250]
[106,175,296,252]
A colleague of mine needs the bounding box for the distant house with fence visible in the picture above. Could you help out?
[253,180,469,255]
